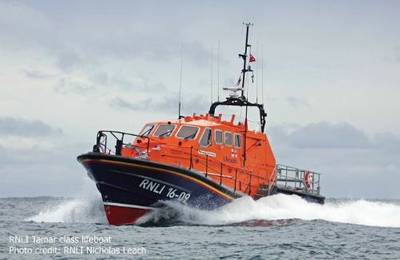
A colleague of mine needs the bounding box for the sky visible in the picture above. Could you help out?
[1,0,400,199]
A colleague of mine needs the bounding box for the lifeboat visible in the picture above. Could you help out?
[77,24,325,225]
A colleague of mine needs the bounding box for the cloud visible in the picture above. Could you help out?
[154,95,209,115]
[285,96,309,109]
[272,122,371,149]
[0,1,51,49]
[0,140,93,197]
[54,77,95,95]
[22,69,55,80]
[110,97,151,111]
[55,50,84,73]
[0,1,212,74]
[0,117,62,137]
[372,132,400,152]
[394,46,400,62]
[268,122,400,198]
[53,69,169,96]
[109,94,209,115]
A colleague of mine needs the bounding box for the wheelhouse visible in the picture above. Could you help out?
[137,116,247,153]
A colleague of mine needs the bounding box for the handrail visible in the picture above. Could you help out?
[275,164,321,195]
[158,143,271,182]
[92,130,273,195]
[160,145,270,186]
[93,130,151,155]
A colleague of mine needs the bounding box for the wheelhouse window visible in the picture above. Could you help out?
[177,126,199,140]
[224,132,233,146]
[139,124,155,136]
[234,134,241,148]
[154,124,175,137]
[200,128,212,147]
[215,130,223,145]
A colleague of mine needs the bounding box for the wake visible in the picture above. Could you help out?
[142,194,400,228]
[26,198,107,224]
[27,194,400,228]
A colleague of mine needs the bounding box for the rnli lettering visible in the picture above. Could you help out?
[138,178,191,202]
[139,179,165,194]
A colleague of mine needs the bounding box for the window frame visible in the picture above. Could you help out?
[234,134,242,148]
[153,123,176,137]
[199,127,212,147]
[224,131,233,147]
[175,125,200,140]
[139,123,155,137]
[215,130,223,145]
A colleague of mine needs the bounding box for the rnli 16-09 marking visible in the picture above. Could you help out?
[138,178,191,203]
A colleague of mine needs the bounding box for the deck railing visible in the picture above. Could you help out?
[92,130,321,196]
[93,130,150,155]
[93,130,269,195]
[275,164,321,195]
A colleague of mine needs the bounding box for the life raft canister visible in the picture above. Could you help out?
[304,171,312,190]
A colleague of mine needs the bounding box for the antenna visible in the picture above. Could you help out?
[217,40,220,101]
[261,44,264,104]
[178,44,183,119]
[255,38,258,103]
[210,45,214,105]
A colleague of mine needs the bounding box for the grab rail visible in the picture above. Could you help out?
[93,130,150,155]
[91,130,272,195]
[275,164,321,195]
[91,130,322,196]
[159,144,271,191]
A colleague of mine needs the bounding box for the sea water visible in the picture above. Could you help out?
[0,194,399,259]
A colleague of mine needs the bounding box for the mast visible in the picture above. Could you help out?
[209,22,267,142]
[209,22,266,133]
[241,23,253,167]
[217,40,220,101]
[239,22,253,99]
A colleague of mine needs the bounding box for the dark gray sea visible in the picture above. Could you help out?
[0,195,399,259]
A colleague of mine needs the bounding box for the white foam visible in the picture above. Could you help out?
[27,198,107,223]
[27,194,400,227]
[149,194,400,228]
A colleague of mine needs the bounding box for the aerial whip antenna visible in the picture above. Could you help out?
[261,44,264,104]
[217,40,221,101]
[255,39,259,103]
[210,45,214,105]
[178,44,183,119]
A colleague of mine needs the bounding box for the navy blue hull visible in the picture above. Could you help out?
[77,153,240,224]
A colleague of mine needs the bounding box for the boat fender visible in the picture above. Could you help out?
[304,171,312,191]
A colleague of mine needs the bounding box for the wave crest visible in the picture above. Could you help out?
[141,194,400,228]
[26,198,106,223]
[27,194,400,228]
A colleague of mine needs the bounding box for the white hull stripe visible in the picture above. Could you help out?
[103,202,155,210]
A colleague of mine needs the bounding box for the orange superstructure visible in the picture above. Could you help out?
[121,113,276,198]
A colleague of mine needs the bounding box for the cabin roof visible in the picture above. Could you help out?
[182,119,221,127]
[148,115,243,129]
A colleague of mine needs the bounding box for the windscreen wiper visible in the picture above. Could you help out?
[184,132,196,140]
[158,129,172,137]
